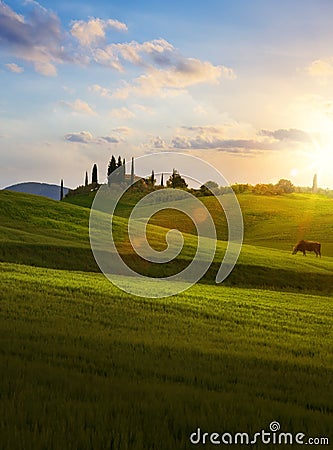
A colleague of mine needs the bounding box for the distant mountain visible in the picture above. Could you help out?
[3,182,70,201]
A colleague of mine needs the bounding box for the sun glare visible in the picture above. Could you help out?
[304,130,333,186]
[313,141,333,173]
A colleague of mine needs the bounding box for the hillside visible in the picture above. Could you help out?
[4,182,69,200]
[0,191,332,449]
[65,188,333,255]
[0,262,332,449]
[1,190,332,294]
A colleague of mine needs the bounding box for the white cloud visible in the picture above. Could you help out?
[64,131,121,144]
[147,124,311,154]
[111,126,133,135]
[70,17,127,47]
[133,103,154,114]
[110,58,234,98]
[150,136,168,149]
[5,63,24,73]
[1,1,235,90]
[259,128,311,143]
[60,98,97,116]
[0,1,67,76]
[90,84,113,97]
[65,131,94,143]
[110,107,135,119]
[307,58,333,77]
[92,38,174,70]
[96,135,120,144]
[90,37,235,97]
[34,61,57,77]
[1,1,24,23]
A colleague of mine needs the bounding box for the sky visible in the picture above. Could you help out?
[1,0,333,189]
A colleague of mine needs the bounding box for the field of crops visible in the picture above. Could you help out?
[0,189,332,449]
[0,262,332,449]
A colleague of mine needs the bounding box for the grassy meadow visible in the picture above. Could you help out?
[0,189,332,449]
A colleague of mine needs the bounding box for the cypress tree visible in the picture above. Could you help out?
[60,179,64,200]
[92,164,98,184]
[85,171,88,186]
[122,158,126,183]
[161,173,164,187]
[312,173,318,193]
[117,156,122,168]
[107,156,117,185]
[151,169,155,186]
[107,155,117,176]
[130,157,134,185]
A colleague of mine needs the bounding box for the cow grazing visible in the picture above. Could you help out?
[292,240,321,257]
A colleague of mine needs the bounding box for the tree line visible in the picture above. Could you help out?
[61,157,325,200]
[63,155,189,199]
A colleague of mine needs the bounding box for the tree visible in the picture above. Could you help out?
[161,173,164,187]
[85,171,88,186]
[312,173,318,193]
[60,179,64,200]
[131,157,135,185]
[167,169,188,189]
[275,179,294,193]
[122,158,126,183]
[107,156,117,185]
[151,169,155,186]
[230,183,251,194]
[107,155,117,176]
[117,156,122,168]
[200,180,219,195]
[92,164,98,184]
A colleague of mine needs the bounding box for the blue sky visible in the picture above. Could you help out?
[1,0,333,188]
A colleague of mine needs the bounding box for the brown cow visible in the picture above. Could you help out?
[292,240,321,257]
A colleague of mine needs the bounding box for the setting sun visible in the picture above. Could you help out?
[309,137,333,181]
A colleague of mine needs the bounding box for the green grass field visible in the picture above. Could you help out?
[1,263,332,449]
[0,189,332,449]
[64,188,333,254]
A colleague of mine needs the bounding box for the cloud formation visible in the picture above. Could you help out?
[147,125,312,154]
[109,107,135,119]
[93,41,235,98]
[70,18,127,47]
[5,62,24,73]
[64,131,94,143]
[0,1,67,76]
[92,38,174,71]
[112,59,232,98]
[0,1,235,93]
[90,84,113,97]
[170,135,271,152]
[60,99,97,116]
[64,131,121,144]
[111,126,133,135]
[259,128,311,143]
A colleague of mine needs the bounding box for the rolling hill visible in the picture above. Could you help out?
[1,190,332,293]
[64,188,333,255]
[0,189,332,449]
